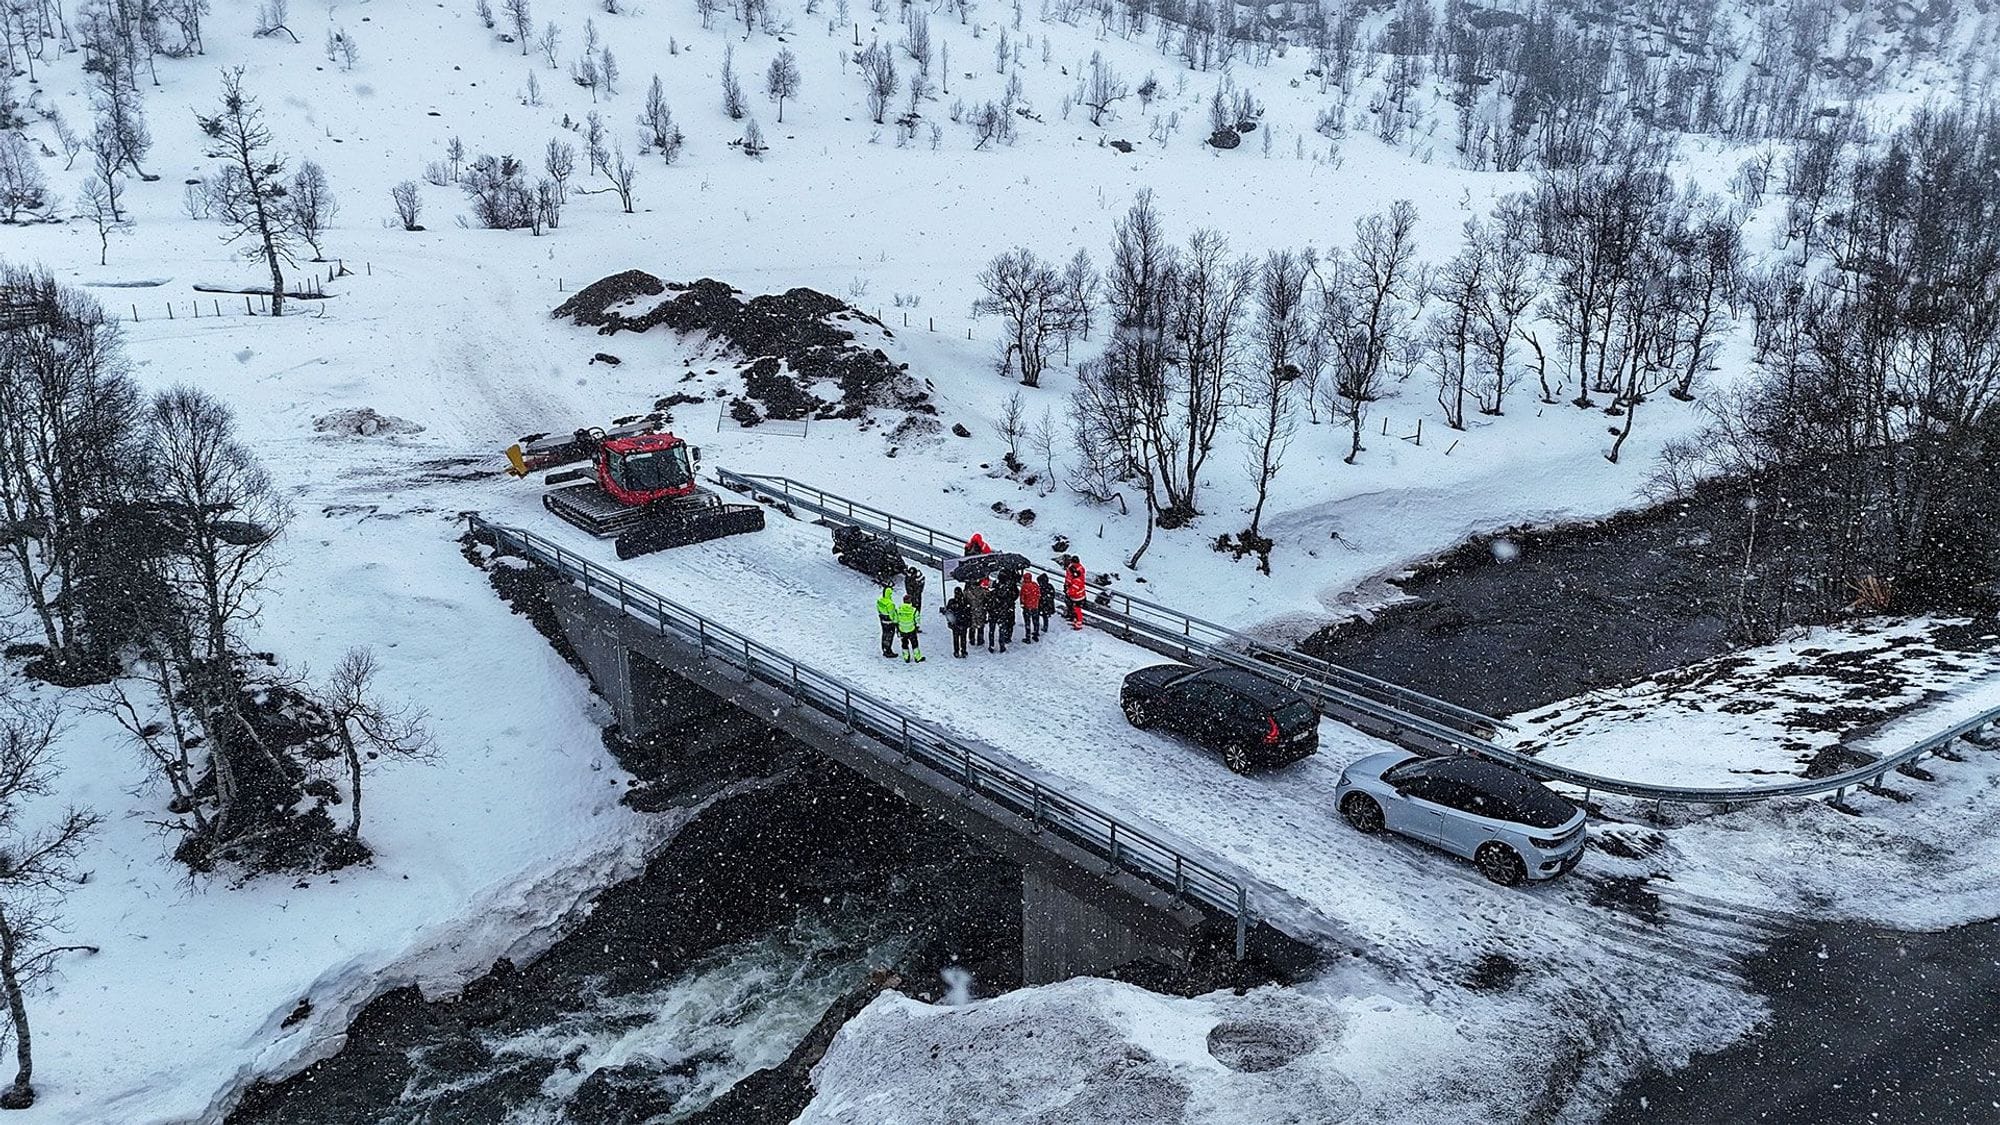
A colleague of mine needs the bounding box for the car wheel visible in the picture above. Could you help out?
[1224,742,1252,775]
[1475,842,1527,887]
[1122,699,1152,728]
[1340,793,1385,834]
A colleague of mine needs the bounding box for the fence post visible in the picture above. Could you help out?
[166,303,173,320]
[247,295,254,315]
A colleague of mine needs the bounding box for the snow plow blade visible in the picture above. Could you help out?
[614,504,766,559]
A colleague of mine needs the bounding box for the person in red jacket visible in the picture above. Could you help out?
[1018,570,1042,643]
[1063,556,1087,630]
[964,532,993,556]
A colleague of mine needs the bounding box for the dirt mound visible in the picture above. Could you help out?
[551,269,667,320]
[553,273,930,420]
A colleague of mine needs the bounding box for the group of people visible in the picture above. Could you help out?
[872,533,1088,665]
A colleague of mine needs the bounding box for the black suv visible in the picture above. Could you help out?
[1120,664,1320,773]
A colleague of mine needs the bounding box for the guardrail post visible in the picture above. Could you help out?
[790,664,801,706]
[1030,787,1043,833]
[1108,821,1120,871]
[900,716,912,763]
[742,638,754,683]
[961,746,974,794]
[1172,856,1185,901]
[842,690,855,732]
[1234,885,1249,961]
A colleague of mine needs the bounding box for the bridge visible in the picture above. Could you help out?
[472,516,1283,986]
[469,465,2000,992]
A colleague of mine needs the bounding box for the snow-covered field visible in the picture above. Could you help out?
[1,0,1995,1120]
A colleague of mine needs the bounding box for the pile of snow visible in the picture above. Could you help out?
[313,406,426,437]
[804,980,1412,1125]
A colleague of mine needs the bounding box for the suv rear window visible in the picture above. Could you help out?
[1276,701,1316,728]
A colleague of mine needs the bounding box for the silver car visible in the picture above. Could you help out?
[1335,751,1587,885]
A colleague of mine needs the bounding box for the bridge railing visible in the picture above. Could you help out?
[709,469,2000,810]
[471,515,1254,952]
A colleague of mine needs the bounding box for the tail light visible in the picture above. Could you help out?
[1263,716,1280,745]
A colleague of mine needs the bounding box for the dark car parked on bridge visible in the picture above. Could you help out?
[1120,664,1320,773]
[1335,751,1586,885]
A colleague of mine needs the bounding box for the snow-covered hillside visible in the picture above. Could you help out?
[0,0,1994,1120]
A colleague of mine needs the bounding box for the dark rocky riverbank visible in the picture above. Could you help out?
[229,755,1023,1125]
[1302,491,1745,717]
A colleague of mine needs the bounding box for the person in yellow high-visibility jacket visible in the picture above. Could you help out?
[876,586,898,658]
[895,598,924,663]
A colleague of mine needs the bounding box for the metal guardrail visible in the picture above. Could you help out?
[469,515,1255,956]
[712,469,2000,810]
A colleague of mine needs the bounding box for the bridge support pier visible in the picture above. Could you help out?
[1020,862,1202,986]
[552,589,656,739]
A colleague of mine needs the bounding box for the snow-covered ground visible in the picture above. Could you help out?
[1513,616,2000,787]
[2,506,684,1122]
[1,0,1993,1120]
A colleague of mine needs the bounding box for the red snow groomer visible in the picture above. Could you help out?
[504,418,765,559]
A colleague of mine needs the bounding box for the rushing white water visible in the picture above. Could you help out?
[391,897,919,1123]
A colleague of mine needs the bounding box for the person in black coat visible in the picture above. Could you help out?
[903,566,924,610]
[963,580,988,654]
[989,573,1019,653]
[944,588,972,658]
[1035,573,1057,634]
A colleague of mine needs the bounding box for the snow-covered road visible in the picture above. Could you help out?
[483,485,1782,1001]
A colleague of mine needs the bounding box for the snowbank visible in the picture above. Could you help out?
[10,509,665,1123]
[1513,617,2000,786]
